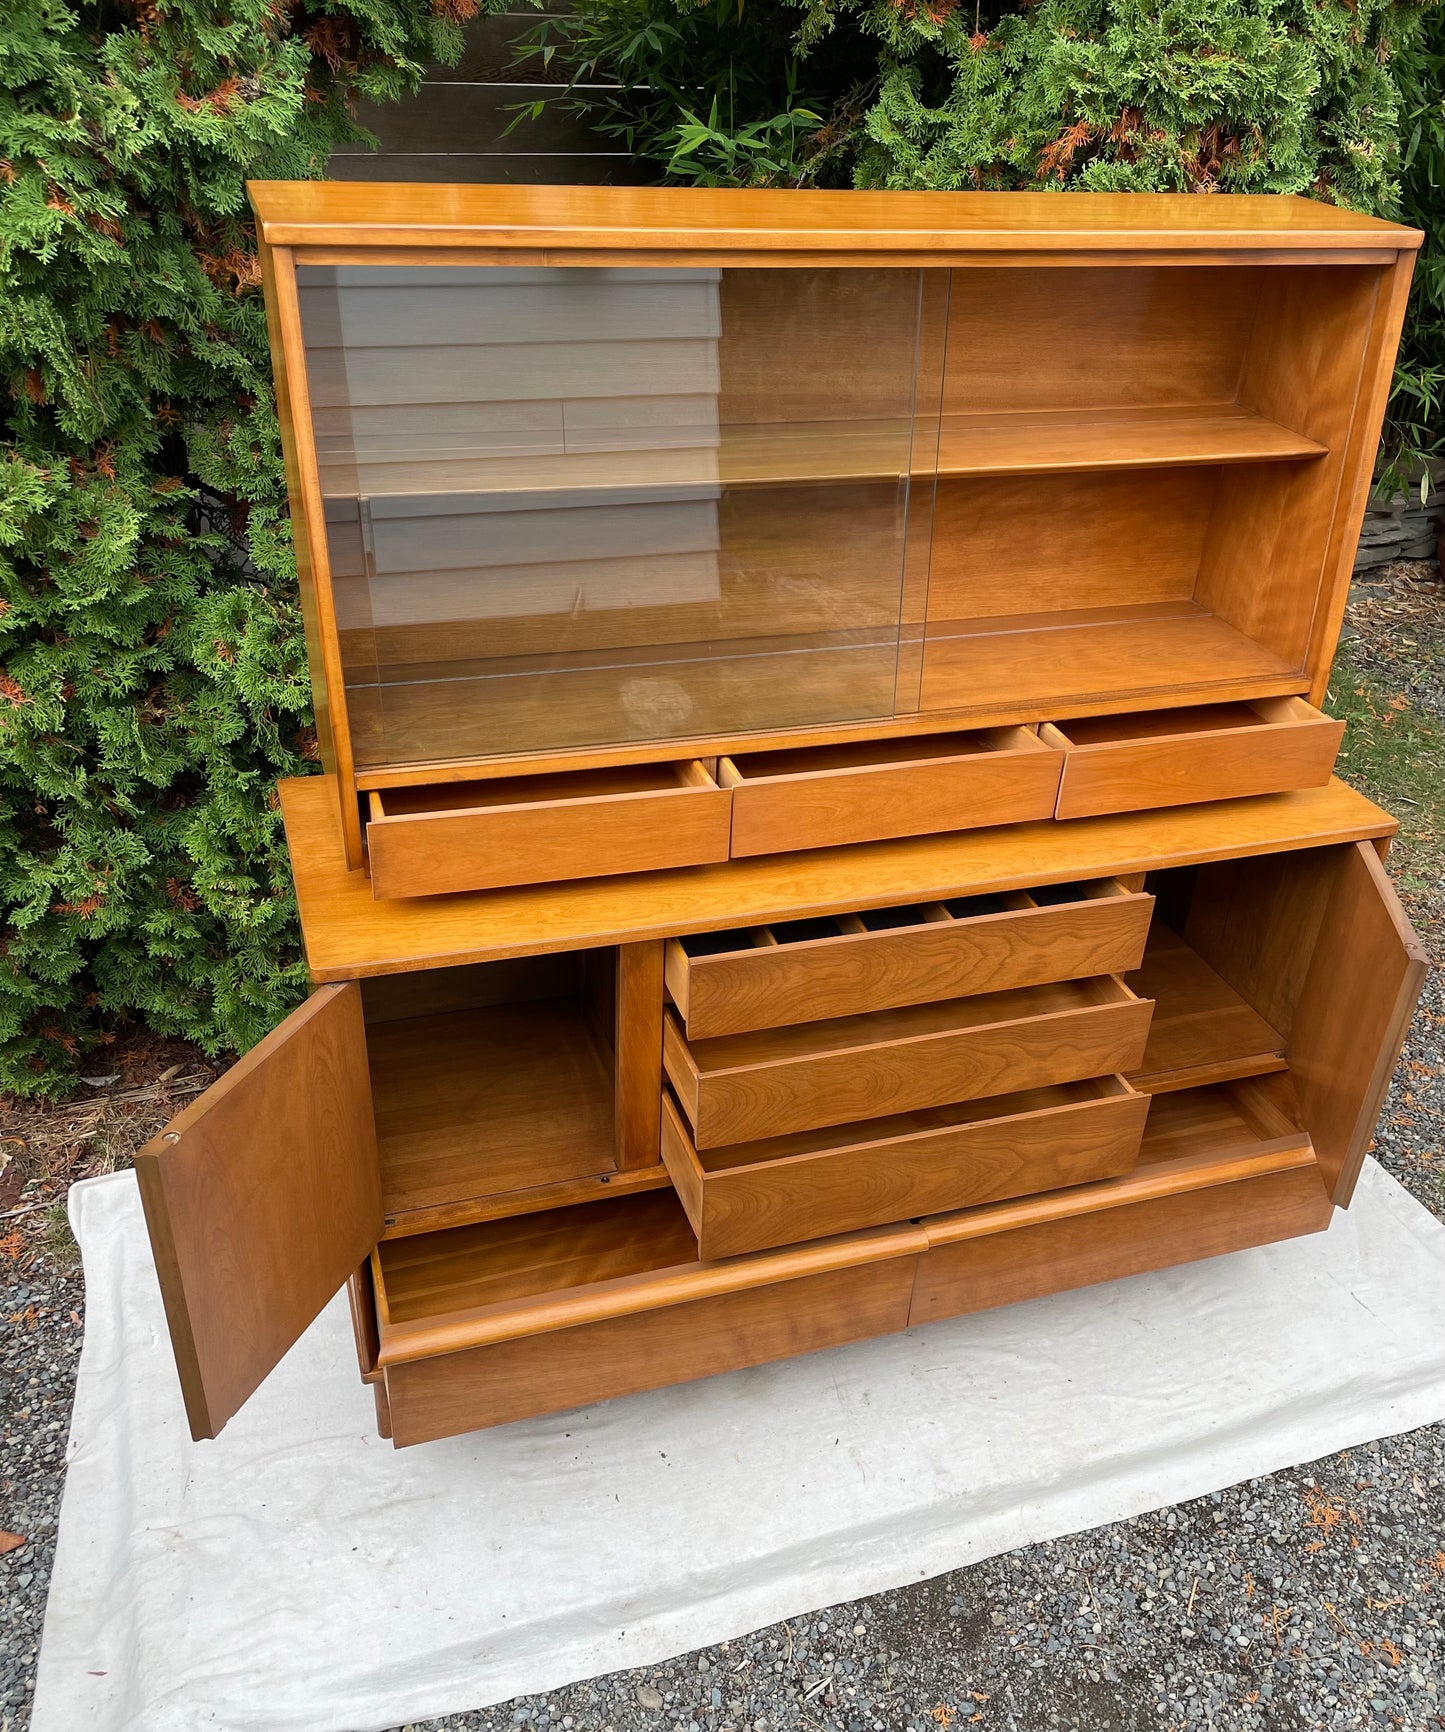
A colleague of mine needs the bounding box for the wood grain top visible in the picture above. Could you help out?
[279,773,1398,980]
[247,184,1420,254]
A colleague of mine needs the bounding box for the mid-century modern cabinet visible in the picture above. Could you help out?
[136,187,1427,1448]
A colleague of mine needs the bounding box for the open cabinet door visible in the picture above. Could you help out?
[135,983,382,1441]
[1288,843,1428,1206]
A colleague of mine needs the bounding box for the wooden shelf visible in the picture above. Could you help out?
[318,403,1324,501]
[1136,1073,1308,1165]
[921,601,1301,716]
[1126,926,1286,1093]
[369,999,669,1237]
[935,405,1324,478]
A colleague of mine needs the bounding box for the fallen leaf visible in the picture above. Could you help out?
[0,1532,26,1554]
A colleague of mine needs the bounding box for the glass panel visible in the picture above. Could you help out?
[297,264,946,768]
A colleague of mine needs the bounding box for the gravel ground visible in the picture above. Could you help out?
[2,570,1441,1732]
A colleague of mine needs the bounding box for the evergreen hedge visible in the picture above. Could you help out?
[0,0,464,1094]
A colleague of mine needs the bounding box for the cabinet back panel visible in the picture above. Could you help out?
[925,470,1214,622]
[942,267,1259,415]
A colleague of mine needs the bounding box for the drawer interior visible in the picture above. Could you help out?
[374,1189,702,1327]
[672,972,1140,1072]
[683,1075,1135,1175]
[370,759,714,820]
[1126,924,1285,1093]
[719,726,1042,784]
[1134,1072,1309,1166]
[670,877,1135,961]
[1046,695,1319,750]
[362,950,666,1236]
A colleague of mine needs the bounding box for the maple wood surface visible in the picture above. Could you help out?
[248,183,1421,252]
[722,726,1062,855]
[1125,925,1286,1093]
[367,758,732,898]
[1045,696,1343,818]
[279,773,1397,979]
[136,983,383,1441]
[660,1078,1148,1260]
[663,975,1153,1147]
[664,879,1154,1039]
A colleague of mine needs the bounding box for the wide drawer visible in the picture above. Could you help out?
[664,877,1154,1039]
[370,1190,924,1446]
[660,1076,1148,1259]
[663,975,1153,1148]
[365,760,731,898]
[1040,697,1342,820]
[719,726,1062,857]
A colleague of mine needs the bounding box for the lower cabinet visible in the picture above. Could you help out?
[136,838,1425,1447]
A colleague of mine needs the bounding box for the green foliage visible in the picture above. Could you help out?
[0,0,462,1094]
[1378,3,1444,497]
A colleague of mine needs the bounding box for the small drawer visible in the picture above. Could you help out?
[663,975,1153,1148]
[365,760,732,898]
[719,726,1062,857]
[661,1076,1149,1260]
[664,878,1154,1040]
[1040,697,1343,820]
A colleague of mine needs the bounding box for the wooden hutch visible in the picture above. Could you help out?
[136,187,1427,1448]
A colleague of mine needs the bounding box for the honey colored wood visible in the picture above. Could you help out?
[925,470,1212,623]
[347,1260,381,1381]
[1044,697,1343,819]
[663,975,1153,1148]
[1125,925,1286,1094]
[663,879,1153,1039]
[381,1256,919,1446]
[1284,842,1427,1205]
[660,1076,1148,1260]
[135,983,383,1441]
[248,184,1420,254]
[615,941,666,1170]
[921,602,1301,718]
[260,243,365,870]
[366,760,732,899]
[934,406,1322,475]
[721,727,1062,856]
[911,1160,1330,1328]
[1304,253,1417,706]
[279,773,1398,980]
[375,1190,926,1360]
[370,997,618,1234]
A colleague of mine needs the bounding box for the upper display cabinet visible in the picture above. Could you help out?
[251,185,1420,876]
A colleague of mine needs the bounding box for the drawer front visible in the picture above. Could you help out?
[911,1161,1332,1327]
[1043,698,1343,821]
[661,1082,1148,1260]
[665,880,1154,1039]
[381,1257,918,1445]
[721,727,1062,857]
[664,983,1154,1148]
[366,762,731,898]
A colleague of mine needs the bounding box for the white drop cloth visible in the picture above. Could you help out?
[30,1162,1445,1732]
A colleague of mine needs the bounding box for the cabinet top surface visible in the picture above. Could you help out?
[279,774,1398,981]
[248,183,1421,253]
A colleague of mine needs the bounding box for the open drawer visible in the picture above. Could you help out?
[661,1076,1148,1259]
[1040,697,1343,820]
[663,974,1153,1148]
[719,727,1062,856]
[365,760,731,898]
[369,1192,926,1446]
[664,878,1154,1039]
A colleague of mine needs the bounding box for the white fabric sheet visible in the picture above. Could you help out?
[31,1162,1445,1732]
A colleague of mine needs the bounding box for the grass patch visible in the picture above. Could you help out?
[1327,637,1444,893]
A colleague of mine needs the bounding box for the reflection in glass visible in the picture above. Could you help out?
[297,264,944,767]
